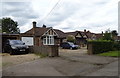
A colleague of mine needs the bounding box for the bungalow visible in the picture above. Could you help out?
[65,31,88,46]
[20,21,66,46]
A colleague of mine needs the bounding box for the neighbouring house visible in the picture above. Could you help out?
[65,31,88,46]
[20,21,66,46]
[83,30,103,40]
[114,36,120,41]
[64,29,104,46]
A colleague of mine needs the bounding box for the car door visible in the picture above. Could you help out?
[65,43,70,48]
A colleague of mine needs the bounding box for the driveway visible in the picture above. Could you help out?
[59,47,118,64]
[59,47,118,76]
[1,53,39,69]
[2,47,119,76]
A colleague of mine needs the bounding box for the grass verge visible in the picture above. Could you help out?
[98,51,120,57]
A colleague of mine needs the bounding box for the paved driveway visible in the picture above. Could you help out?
[2,47,119,76]
[59,47,118,64]
[59,47,118,76]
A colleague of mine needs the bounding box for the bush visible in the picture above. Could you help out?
[88,40,114,54]
[67,35,75,43]
[113,41,120,50]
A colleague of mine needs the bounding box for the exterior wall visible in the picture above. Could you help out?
[35,37,40,46]
[55,38,60,45]
[29,45,59,57]
[39,38,43,46]
[75,37,87,47]
[54,38,63,45]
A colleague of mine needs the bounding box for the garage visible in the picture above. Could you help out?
[21,37,34,46]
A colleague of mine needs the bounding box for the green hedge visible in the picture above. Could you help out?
[113,41,120,50]
[88,40,114,54]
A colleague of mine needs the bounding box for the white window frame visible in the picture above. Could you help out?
[43,35,54,45]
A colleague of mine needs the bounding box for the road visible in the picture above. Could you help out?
[2,47,119,76]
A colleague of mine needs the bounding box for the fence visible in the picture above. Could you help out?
[29,45,59,57]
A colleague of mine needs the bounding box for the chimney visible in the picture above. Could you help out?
[102,31,104,36]
[43,24,46,28]
[33,21,36,28]
[32,21,36,46]
[84,29,86,33]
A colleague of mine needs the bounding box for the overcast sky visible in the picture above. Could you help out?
[1,0,120,35]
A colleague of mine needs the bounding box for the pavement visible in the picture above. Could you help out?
[2,47,119,76]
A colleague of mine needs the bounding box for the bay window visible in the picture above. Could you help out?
[43,36,54,45]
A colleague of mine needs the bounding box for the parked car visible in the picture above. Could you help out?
[60,42,79,49]
[3,40,29,55]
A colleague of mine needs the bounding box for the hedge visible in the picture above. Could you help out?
[88,40,114,54]
[113,41,120,50]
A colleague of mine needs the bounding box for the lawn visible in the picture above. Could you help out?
[98,51,120,57]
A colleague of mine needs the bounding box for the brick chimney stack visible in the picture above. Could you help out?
[33,21,36,28]
[84,29,86,33]
[43,24,46,28]
[33,21,36,46]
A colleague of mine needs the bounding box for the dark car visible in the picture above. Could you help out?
[60,42,79,49]
[3,40,29,55]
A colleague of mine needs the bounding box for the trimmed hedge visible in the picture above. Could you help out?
[113,41,120,50]
[88,40,114,54]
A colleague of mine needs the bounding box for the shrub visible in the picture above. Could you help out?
[113,41,120,50]
[67,35,75,43]
[88,40,114,54]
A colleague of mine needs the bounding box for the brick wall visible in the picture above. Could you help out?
[29,45,59,57]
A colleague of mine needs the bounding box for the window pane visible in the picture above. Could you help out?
[47,36,49,44]
[43,36,54,45]
[50,38,51,44]
[43,37,46,45]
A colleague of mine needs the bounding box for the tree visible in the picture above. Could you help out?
[2,18,20,34]
[111,30,118,37]
[102,31,113,41]
[102,30,118,41]
[67,35,75,43]
[111,30,118,40]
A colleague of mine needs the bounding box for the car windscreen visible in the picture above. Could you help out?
[9,40,24,45]
[68,42,74,45]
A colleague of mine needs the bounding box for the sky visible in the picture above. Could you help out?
[1,0,120,35]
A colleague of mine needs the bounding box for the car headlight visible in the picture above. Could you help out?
[11,46,17,49]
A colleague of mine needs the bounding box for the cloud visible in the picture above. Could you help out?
[45,0,118,33]
[1,0,119,34]
[1,2,39,27]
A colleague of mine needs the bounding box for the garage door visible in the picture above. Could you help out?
[22,37,33,46]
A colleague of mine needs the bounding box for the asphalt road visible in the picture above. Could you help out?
[2,48,119,76]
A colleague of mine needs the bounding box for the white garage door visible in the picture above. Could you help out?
[22,37,33,46]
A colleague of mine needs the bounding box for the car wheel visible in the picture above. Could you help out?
[2,48,5,53]
[26,50,29,54]
[9,49,13,55]
[70,47,73,50]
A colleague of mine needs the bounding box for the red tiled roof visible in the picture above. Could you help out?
[95,34,103,39]
[65,31,78,37]
[21,27,65,38]
[65,31,85,38]
[54,29,66,38]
